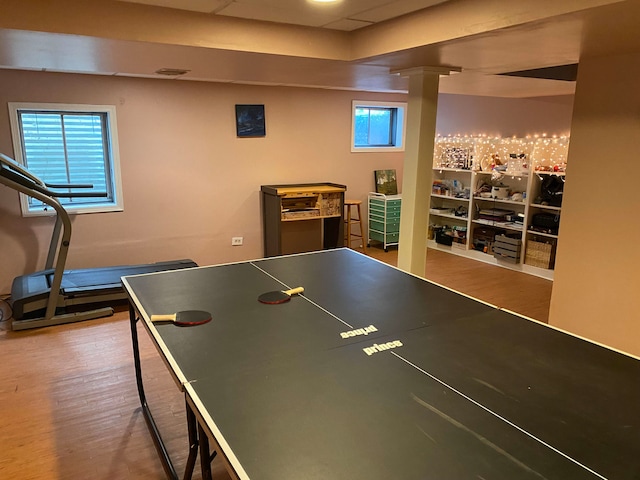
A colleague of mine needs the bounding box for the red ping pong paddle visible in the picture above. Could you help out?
[258,286,304,304]
[150,310,212,326]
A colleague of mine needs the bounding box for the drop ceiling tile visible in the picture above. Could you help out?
[350,0,449,23]
[217,2,339,27]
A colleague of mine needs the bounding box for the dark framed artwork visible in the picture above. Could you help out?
[235,104,266,137]
[374,169,398,195]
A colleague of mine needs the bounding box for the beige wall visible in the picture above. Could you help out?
[436,94,574,137]
[0,70,406,293]
[0,70,574,297]
[549,53,640,356]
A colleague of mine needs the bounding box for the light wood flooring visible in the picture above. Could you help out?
[0,248,552,480]
[366,247,552,323]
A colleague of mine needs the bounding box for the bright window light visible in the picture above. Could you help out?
[351,100,407,153]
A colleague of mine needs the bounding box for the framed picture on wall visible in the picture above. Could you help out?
[235,104,266,137]
[374,169,398,195]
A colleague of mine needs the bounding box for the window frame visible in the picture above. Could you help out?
[8,102,124,217]
[351,100,407,153]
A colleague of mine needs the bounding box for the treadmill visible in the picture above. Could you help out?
[0,153,197,330]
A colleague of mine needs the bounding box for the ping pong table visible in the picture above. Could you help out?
[123,248,640,480]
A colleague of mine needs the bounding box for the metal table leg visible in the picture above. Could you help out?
[197,420,218,480]
[130,303,179,480]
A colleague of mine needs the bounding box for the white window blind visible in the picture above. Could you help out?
[8,103,123,216]
[19,111,112,207]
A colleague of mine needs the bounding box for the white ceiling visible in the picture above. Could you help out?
[1,0,639,97]
[119,0,451,31]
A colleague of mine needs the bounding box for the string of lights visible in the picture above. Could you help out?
[434,134,570,173]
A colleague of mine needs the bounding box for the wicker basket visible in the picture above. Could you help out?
[525,240,555,269]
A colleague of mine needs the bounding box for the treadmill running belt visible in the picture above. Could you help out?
[50,260,197,291]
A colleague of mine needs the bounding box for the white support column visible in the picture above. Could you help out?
[395,67,459,276]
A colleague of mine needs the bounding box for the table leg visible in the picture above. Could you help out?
[183,401,199,480]
[198,421,216,480]
[129,304,179,480]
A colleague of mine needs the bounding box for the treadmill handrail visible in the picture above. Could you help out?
[0,152,45,187]
[0,153,75,320]
[47,190,109,198]
[47,183,94,189]
[0,153,108,198]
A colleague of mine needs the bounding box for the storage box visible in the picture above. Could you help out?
[430,207,454,215]
[494,234,522,247]
[525,240,556,269]
[493,234,522,263]
[370,216,400,232]
[493,246,520,263]
[435,230,453,246]
[478,209,514,221]
[531,212,560,234]
[384,232,400,243]
[472,226,504,254]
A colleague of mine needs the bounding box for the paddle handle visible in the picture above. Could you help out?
[150,314,176,322]
[284,287,304,296]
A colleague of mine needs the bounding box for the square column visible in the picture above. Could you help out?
[395,67,459,275]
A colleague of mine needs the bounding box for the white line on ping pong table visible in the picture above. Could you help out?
[390,351,607,480]
[250,262,354,329]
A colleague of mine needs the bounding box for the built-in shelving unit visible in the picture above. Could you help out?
[427,135,569,280]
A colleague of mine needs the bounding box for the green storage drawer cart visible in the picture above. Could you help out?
[367,192,402,251]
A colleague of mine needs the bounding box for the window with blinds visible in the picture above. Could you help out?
[8,103,123,216]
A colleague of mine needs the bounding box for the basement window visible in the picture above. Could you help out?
[351,100,406,152]
[8,103,123,216]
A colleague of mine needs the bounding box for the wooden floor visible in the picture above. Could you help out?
[0,248,552,480]
[367,247,552,323]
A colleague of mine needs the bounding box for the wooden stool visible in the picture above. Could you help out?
[344,200,366,253]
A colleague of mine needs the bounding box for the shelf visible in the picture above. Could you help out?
[430,213,468,221]
[475,170,529,177]
[432,167,473,173]
[282,214,341,222]
[473,196,526,206]
[530,203,561,211]
[527,229,558,239]
[431,194,470,201]
[473,219,523,232]
[534,170,566,176]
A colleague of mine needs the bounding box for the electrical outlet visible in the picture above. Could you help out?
[231,237,243,246]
